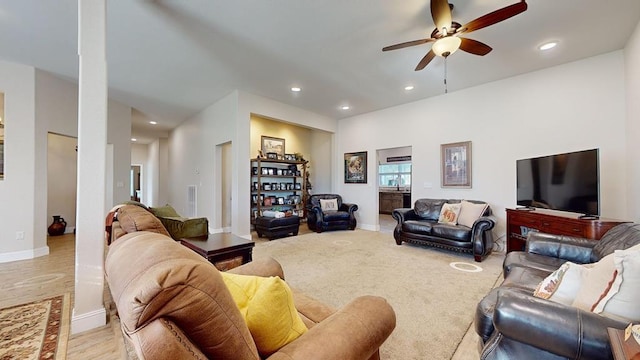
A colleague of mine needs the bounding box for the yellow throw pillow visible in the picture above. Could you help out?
[220,272,308,356]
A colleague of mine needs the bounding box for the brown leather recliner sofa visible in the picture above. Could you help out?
[105,204,396,360]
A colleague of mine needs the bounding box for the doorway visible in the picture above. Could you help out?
[130,165,141,202]
[220,142,232,232]
[376,146,412,233]
[47,133,78,234]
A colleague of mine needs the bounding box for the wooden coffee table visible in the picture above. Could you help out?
[180,233,255,271]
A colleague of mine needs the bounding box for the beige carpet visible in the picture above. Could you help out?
[254,229,503,360]
[0,293,70,360]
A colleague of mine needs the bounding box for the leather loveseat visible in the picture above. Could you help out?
[105,203,396,360]
[306,194,358,232]
[475,223,640,360]
[392,199,496,261]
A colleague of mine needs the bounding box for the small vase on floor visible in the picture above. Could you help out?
[47,215,67,236]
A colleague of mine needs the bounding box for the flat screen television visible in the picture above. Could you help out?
[516,149,599,216]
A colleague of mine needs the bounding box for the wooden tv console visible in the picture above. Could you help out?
[506,208,628,253]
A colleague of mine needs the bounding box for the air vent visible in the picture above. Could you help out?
[187,185,197,217]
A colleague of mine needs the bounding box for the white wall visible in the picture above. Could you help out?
[169,90,337,238]
[337,51,629,241]
[169,91,238,232]
[0,61,40,260]
[625,20,640,222]
[0,62,132,262]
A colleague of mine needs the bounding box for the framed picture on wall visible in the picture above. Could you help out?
[344,151,367,184]
[261,136,285,158]
[441,141,472,188]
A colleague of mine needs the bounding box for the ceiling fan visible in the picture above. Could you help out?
[382,0,528,71]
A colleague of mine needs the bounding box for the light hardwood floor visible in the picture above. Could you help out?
[2,225,481,359]
[0,234,125,360]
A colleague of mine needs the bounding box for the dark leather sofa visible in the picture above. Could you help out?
[476,223,640,360]
[306,194,358,232]
[392,198,496,261]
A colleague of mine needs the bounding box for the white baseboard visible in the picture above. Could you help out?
[359,223,378,232]
[0,246,49,263]
[71,307,107,334]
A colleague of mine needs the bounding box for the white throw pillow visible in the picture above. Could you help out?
[533,261,590,305]
[319,198,338,212]
[457,200,488,228]
[437,203,461,225]
[571,253,616,312]
[592,245,640,321]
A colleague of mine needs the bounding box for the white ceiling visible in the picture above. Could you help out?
[1,1,639,143]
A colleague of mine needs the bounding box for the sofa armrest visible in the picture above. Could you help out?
[391,208,416,224]
[340,202,358,214]
[471,215,496,261]
[131,318,213,360]
[526,231,595,263]
[227,257,285,279]
[493,291,627,360]
[267,295,395,360]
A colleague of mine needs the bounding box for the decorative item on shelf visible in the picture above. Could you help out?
[284,154,296,161]
[257,150,264,159]
[266,152,278,160]
[47,215,67,236]
[261,136,285,158]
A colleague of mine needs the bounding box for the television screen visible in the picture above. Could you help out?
[516,149,599,215]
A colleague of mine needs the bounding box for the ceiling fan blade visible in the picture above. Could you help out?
[415,50,436,71]
[431,0,452,33]
[457,1,528,35]
[459,38,492,56]
[382,38,434,52]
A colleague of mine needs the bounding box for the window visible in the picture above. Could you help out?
[379,163,411,188]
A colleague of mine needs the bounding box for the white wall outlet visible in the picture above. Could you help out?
[116,181,124,188]
[16,231,24,240]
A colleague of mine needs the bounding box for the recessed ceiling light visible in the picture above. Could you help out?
[291,87,301,92]
[404,85,414,91]
[341,105,350,110]
[131,138,137,142]
[539,42,557,51]
[149,121,157,125]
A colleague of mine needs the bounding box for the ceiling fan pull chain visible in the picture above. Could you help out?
[444,56,448,94]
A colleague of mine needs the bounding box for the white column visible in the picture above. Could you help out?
[72,0,107,334]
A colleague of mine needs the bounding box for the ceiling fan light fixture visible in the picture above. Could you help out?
[432,36,461,57]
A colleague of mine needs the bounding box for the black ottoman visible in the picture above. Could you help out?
[255,215,300,240]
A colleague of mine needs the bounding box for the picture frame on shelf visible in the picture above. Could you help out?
[344,151,367,184]
[261,136,285,158]
[284,154,296,161]
[268,168,275,175]
[294,183,302,190]
[261,167,269,175]
[277,197,285,205]
[266,152,278,160]
[264,197,273,206]
[277,169,283,176]
[441,141,472,188]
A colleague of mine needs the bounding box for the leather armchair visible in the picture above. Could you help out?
[106,231,395,360]
[306,194,358,232]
